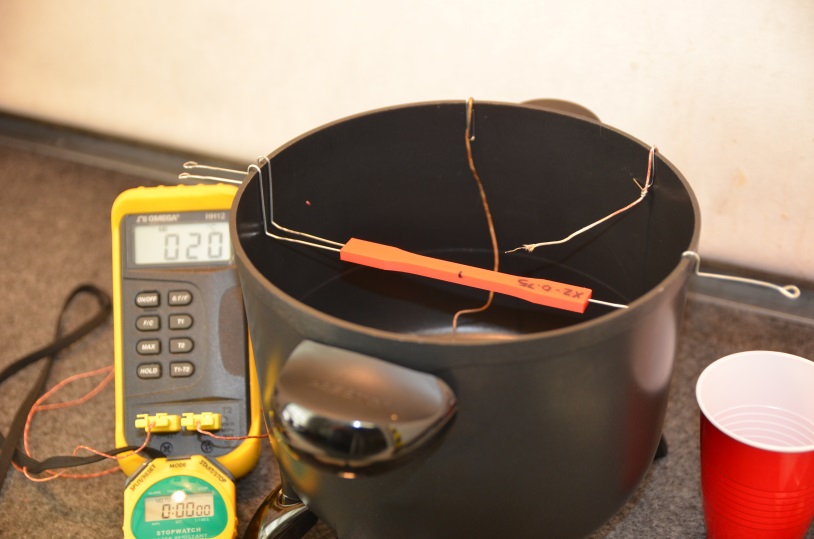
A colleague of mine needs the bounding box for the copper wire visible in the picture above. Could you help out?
[17,421,156,481]
[452,98,500,334]
[23,366,114,458]
[194,422,269,441]
[255,101,634,313]
[16,365,156,481]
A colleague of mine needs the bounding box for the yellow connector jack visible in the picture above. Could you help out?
[134,413,181,433]
[181,412,222,432]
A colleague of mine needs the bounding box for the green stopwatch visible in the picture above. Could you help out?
[123,455,237,539]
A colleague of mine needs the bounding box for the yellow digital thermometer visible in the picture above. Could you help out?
[123,455,237,539]
[112,184,262,478]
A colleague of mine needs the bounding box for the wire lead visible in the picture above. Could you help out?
[682,251,801,299]
[506,146,657,254]
[178,161,245,185]
[254,158,344,249]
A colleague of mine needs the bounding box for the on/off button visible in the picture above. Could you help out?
[135,292,159,308]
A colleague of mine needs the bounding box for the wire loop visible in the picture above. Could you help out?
[682,251,801,299]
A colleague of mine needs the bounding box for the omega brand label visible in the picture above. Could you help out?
[136,214,181,224]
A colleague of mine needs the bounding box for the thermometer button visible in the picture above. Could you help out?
[168,290,192,306]
[169,314,193,330]
[135,291,160,308]
[136,363,162,379]
[170,362,195,378]
[169,338,194,353]
[136,315,160,331]
[136,339,161,355]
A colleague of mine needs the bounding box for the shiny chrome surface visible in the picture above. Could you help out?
[271,340,457,472]
[245,484,317,539]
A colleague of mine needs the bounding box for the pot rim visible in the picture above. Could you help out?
[231,99,701,350]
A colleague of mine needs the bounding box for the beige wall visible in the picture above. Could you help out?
[1,0,812,280]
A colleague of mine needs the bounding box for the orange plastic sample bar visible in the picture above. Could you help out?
[339,238,592,313]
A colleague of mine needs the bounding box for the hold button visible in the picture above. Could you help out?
[137,363,161,379]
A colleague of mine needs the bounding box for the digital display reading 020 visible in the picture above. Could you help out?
[132,221,231,266]
[143,491,215,522]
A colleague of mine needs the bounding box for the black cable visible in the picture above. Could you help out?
[20,446,166,475]
[0,284,164,493]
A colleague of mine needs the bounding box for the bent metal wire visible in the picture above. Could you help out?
[179,111,800,310]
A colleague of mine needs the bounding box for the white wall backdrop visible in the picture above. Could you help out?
[1,0,812,280]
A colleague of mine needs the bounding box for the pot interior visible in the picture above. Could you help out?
[235,101,697,338]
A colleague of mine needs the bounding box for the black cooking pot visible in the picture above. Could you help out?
[232,101,700,538]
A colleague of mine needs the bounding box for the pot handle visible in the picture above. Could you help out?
[522,98,601,122]
[244,484,317,539]
[271,340,457,474]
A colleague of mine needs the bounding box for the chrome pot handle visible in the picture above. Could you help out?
[244,484,317,539]
[270,340,457,475]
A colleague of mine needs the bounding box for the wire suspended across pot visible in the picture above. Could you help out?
[181,99,799,326]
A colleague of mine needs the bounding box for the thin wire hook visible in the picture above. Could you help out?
[183,161,245,175]
[682,251,801,299]
[251,159,343,251]
[178,161,245,185]
[506,146,657,254]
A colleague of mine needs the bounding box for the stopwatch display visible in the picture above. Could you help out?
[123,456,237,539]
[143,491,215,522]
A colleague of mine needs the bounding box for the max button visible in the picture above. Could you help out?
[136,339,161,355]
[137,363,161,379]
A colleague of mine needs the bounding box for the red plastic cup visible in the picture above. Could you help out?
[696,351,814,539]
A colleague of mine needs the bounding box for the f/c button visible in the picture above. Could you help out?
[136,315,160,331]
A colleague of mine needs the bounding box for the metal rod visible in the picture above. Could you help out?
[178,162,246,185]
[252,158,344,247]
[682,251,801,299]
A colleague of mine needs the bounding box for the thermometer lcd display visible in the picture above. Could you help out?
[143,492,215,522]
[130,216,231,266]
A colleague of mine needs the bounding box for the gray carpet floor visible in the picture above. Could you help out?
[0,145,812,538]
